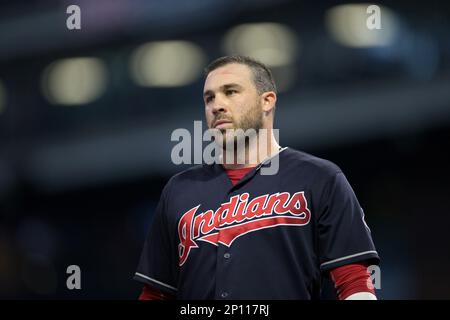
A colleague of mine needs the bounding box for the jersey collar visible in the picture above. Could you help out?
[209,146,289,191]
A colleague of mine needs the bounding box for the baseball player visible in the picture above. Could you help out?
[134,55,379,300]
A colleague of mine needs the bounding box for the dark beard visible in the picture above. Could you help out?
[221,100,264,150]
[236,99,264,132]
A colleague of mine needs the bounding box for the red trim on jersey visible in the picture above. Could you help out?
[329,262,375,300]
[223,166,256,186]
[138,284,175,300]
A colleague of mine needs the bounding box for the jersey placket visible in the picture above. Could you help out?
[213,165,261,299]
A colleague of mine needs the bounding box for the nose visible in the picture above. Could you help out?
[211,94,228,115]
[212,103,226,115]
[212,102,226,115]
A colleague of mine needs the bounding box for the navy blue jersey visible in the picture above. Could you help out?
[134,147,379,299]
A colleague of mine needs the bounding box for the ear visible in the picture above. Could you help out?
[260,91,277,114]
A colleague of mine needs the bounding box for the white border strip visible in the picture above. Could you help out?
[256,146,289,170]
[134,272,178,291]
[321,250,378,268]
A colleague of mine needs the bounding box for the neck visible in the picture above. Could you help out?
[221,129,281,169]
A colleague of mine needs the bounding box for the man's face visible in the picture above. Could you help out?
[203,63,264,146]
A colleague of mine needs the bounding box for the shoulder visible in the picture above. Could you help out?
[162,164,214,194]
[281,147,342,179]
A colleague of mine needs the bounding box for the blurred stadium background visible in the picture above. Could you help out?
[0,0,449,299]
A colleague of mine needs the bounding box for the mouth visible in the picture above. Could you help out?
[213,120,233,129]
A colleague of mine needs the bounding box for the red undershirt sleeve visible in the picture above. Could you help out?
[329,262,376,300]
[138,284,175,300]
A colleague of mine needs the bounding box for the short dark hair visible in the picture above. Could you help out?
[204,55,277,95]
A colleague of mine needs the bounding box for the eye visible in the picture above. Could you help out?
[226,89,237,96]
[205,95,214,103]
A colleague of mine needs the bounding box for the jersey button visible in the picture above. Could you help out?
[221,292,228,298]
[224,253,231,259]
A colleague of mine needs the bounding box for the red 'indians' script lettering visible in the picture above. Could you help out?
[177,192,311,266]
